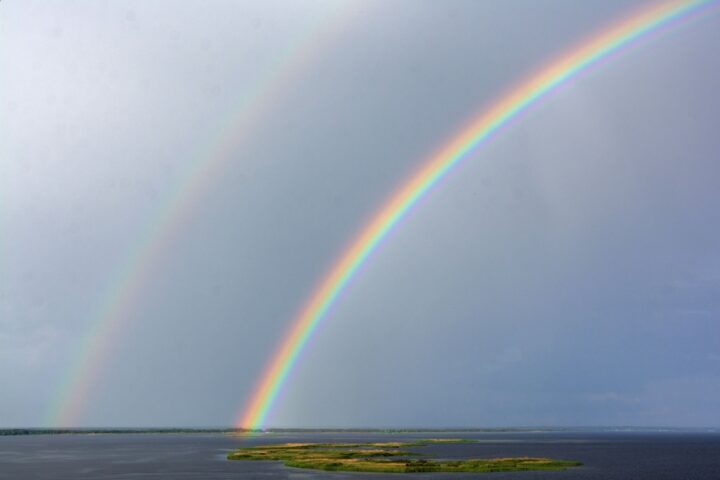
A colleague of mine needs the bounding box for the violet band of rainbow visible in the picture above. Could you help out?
[238,0,717,430]
[47,1,363,428]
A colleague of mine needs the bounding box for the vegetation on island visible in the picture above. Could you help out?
[227,439,582,473]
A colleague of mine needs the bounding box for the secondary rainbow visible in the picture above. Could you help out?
[47,1,363,427]
[238,0,717,430]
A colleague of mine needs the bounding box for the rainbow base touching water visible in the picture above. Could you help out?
[237,0,717,430]
[47,2,364,428]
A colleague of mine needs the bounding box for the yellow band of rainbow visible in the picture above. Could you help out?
[47,1,363,428]
[238,0,716,430]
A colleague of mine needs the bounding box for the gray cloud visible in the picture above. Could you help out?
[1,0,719,428]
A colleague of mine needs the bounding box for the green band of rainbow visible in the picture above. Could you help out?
[238,0,716,430]
[47,1,362,427]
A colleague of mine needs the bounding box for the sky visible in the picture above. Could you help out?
[1,0,719,428]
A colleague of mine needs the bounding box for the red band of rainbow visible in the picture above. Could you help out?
[47,1,363,428]
[238,0,716,430]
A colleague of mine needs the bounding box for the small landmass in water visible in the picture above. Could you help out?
[227,438,582,473]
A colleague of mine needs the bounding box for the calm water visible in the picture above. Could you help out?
[0,431,719,479]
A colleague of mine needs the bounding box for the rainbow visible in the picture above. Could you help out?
[238,0,717,430]
[47,1,363,427]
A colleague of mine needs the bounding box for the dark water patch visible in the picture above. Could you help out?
[0,431,718,479]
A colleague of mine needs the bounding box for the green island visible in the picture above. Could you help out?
[227,439,582,473]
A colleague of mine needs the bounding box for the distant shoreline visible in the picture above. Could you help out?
[1,426,718,436]
[0,428,247,436]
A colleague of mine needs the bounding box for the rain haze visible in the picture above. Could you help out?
[2,0,719,429]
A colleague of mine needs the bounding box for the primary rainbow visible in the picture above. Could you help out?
[47,1,363,427]
[238,0,716,430]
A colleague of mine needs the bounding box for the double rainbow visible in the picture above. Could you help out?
[238,0,716,430]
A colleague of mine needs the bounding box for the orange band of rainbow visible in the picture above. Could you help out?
[238,0,716,430]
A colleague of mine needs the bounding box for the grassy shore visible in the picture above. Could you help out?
[227,439,582,473]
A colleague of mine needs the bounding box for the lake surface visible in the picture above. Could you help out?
[1,431,719,479]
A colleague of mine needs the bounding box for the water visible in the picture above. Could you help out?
[0,431,718,479]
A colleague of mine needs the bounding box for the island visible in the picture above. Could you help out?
[227,439,582,473]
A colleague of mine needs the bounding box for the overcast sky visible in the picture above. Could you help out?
[2,0,719,428]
